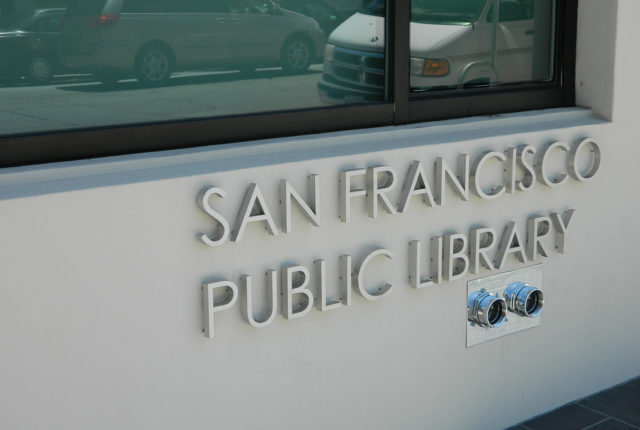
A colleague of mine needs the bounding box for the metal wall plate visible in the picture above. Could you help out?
[467,265,543,347]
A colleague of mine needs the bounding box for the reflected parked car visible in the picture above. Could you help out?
[0,8,65,84]
[61,0,326,86]
[319,0,544,102]
[276,0,355,35]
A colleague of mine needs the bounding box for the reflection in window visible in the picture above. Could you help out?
[0,8,65,85]
[410,0,555,91]
[0,0,560,140]
[0,0,369,136]
[317,0,386,103]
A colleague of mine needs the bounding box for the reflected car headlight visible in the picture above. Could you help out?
[411,57,450,77]
[324,43,335,63]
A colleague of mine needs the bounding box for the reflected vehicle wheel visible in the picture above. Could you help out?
[281,37,312,73]
[27,56,53,83]
[135,45,172,85]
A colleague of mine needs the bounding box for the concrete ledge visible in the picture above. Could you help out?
[0,107,607,200]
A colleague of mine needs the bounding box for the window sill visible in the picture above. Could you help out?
[0,107,606,201]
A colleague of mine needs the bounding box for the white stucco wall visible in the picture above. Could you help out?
[1,1,637,429]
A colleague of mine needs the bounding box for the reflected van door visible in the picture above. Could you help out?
[226,0,281,65]
[164,0,231,68]
[491,0,535,83]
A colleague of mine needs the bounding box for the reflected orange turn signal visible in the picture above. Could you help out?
[423,59,449,77]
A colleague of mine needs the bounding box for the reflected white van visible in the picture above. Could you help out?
[319,0,552,102]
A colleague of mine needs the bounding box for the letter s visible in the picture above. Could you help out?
[199,187,230,247]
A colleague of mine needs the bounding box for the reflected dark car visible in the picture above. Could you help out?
[276,0,354,35]
[0,8,65,84]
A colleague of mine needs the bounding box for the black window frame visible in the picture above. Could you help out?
[0,0,577,168]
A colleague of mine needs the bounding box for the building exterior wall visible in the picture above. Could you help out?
[0,1,637,429]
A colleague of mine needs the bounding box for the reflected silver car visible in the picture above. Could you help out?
[61,0,325,85]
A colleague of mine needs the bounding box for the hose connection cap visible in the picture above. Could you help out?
[504,282,544,318]
[468,290,507,328]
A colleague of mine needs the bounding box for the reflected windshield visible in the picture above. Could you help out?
[66,0,108,16]
[411,0,487,24]
[361,0,384,17]
[1,10,35,31]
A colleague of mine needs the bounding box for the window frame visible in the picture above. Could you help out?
[0,0,577,168]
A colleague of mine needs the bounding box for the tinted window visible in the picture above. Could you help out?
[361,0,384,17]
[0,0,575,168]
[411,0,486,24]
[1,10,34,30]
[67,0,109,15]
[306,1,333,17]
[122,0,167,13]
[0,0,345,138]
[410,0,554,91]
[486,0,533,22]
[165,0,228,13]
[278,0,302,13]
[34,14,63,32]
[229,0,271,14]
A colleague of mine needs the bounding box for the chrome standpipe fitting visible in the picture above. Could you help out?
[467,289,507,328]
[503,282,544,317]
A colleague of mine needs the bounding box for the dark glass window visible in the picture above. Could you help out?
[0,0,576,167]
[122,0,167,14]
[66,0,109,16]
[33,13,63,32]
[409,0,555,92]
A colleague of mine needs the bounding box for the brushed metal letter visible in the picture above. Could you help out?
[281,175,321,234]
[471,151,507,200]
[366,166,397,218]
[568,138,601,182]
[398,161,436,213]
[495,221,527,269]
[241,271,278,328]
[354,249,394,300]
[199,187,230,247]
[517,145,537,191]
[537,142,569,188]
[409,240,435,289]
[339,169,367,223]
[444,233,469,281]
[526,215,552,260]
[282,265,314,319]
[202,280,239,338]
[315,259,342,312]
[551,209,575,254]
[435,154,470,206]
[470,227,496,274]
[232,183,279,242]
